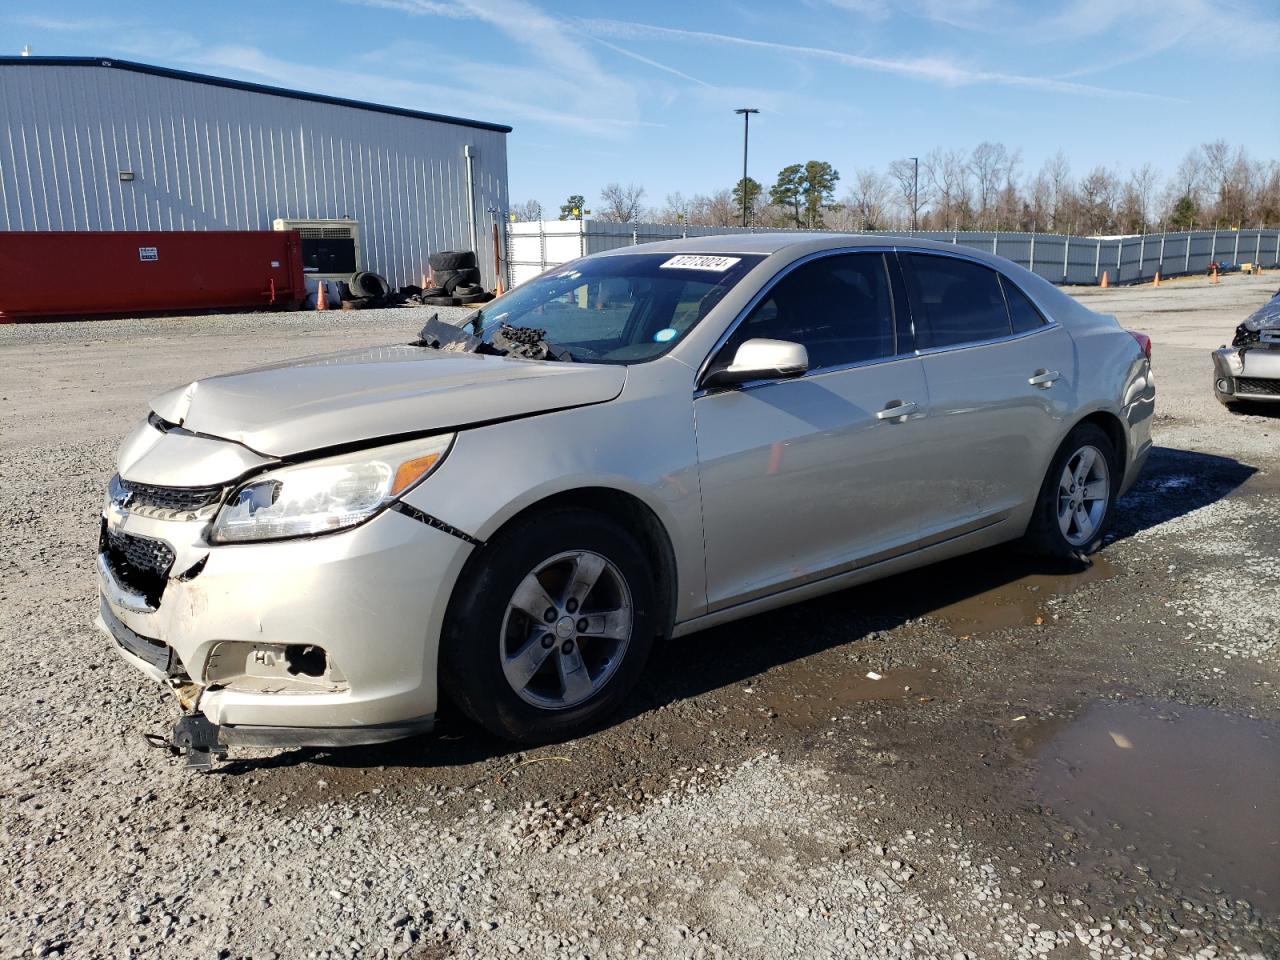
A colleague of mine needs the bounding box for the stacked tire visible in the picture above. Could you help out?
[425,250,490,305]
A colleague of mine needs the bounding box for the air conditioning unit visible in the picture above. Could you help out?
[272,218,361,280]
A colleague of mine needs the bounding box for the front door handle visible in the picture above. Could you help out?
[875,400,918,420]
[1028,369,1061,388]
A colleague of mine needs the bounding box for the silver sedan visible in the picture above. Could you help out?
[96,234,1155,763]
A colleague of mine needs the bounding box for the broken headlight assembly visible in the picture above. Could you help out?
[210,434,454,543]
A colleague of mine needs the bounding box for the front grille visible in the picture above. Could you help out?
[101,527,176,608]
[1235,377,1280,396]
[119,478,224,513]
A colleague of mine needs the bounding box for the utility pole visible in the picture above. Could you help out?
[734,108,759,228]
[908,156,919,233]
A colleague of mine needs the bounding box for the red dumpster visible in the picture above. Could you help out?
[0,230,307,322]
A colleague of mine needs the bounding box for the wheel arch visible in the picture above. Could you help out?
[466,486,680,633]
[1071,408,1128,473]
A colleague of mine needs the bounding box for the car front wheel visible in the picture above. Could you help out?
[440,508,660,743]
[1023,423,1119,558]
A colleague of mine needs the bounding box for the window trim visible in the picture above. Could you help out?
[695,245,904,391]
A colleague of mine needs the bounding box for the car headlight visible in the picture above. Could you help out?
[210,435,453,543]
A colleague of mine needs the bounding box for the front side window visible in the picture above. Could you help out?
[906,254,1011,348]
[712,253,896,375]
[468,253,763,364]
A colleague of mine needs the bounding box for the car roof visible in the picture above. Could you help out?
[589,230,1099,330]
[592,231,990,259]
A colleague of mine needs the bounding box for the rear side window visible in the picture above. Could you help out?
[716,253,896,373]
[906,254,1011,348]
[1000,276,1047,333]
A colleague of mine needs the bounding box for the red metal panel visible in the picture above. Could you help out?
[0,230,306,322]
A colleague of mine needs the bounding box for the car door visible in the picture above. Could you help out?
[901,252,1076,534]
[693,251,934,612]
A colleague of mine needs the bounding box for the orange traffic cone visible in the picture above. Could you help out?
[1212,265,1219,285]
[1100,271,1109,288]
[1153,271,1160,287]
[316,280,328,311]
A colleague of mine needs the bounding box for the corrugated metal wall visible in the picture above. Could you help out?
[0,63,509,287]
[508,221,1280,287]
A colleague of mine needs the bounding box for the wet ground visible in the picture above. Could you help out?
[1030,699,1280,915]
[1,274,1278,959]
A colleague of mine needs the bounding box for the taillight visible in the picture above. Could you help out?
[1127,330,1152,360]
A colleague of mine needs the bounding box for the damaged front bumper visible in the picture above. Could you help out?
[95,480,472,767]
[1212,341,1280,402]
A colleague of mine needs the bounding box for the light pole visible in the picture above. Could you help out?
[734,108,759,228]
[908,156,919,233]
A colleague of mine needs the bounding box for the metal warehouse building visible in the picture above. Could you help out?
[0,56,510,287]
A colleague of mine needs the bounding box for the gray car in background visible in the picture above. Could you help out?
[96,234,1155,764]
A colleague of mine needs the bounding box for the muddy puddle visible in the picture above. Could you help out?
[754,661,944,730]
[926,554,1115,634]
[852,548,1117,636]
[1032,699,1280,912]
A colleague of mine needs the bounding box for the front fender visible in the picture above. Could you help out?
[400,361,707,621]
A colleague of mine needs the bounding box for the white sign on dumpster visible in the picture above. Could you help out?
[138,246,159,262]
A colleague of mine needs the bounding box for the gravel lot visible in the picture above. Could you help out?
[1,275,1278,960]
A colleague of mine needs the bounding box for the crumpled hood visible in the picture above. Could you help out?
[1241,291,1280,332]
[150,345,627,456]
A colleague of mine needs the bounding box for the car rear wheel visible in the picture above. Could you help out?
[440,509,659,743]
[1023,423,1118,558]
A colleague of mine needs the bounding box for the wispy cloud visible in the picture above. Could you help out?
[586,36,715,89]
[577,17,1179,100]
[336,0,467,16]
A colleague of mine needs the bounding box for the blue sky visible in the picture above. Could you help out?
[7,0,1279,212]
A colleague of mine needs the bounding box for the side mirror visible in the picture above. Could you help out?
[702,338,809,389]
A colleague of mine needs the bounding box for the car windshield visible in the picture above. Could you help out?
[464,252,764,364]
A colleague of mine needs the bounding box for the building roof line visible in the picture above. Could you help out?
[0,56,513,134]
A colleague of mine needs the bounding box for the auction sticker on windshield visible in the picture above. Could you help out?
[660,255,742,271]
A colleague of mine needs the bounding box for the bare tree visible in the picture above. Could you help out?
[597,183,647,223]
[1164,147,1206,224]
[843,168,891,230]
[969,142,1016,228]
[702,190,738,227]
[1126,163,1159,232]
[1026,171,1053,232]
[887,158,928,229]
[1078,166,1120,234]
[1042,151,1072,231]
[508,198,543,222]
[924,148,971,230]
[659,192,689,224]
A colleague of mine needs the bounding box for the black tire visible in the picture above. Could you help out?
[423,295,461,307]
[349,271,390,298]
[436,267,482,294]
[456,291,490,304]
[428,250,477,271]
[454,282,484,296]
[1022,423,1119,558]
[440,508,661,743]
[421,286,447,298]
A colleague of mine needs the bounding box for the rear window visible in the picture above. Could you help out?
[1001,276,1047,333]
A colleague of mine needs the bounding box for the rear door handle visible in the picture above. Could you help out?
[1028,369,1061,388]
[875,400,918,420]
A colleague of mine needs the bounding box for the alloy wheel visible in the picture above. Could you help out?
[1057,444,1110,547]
[499,550,634,710]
